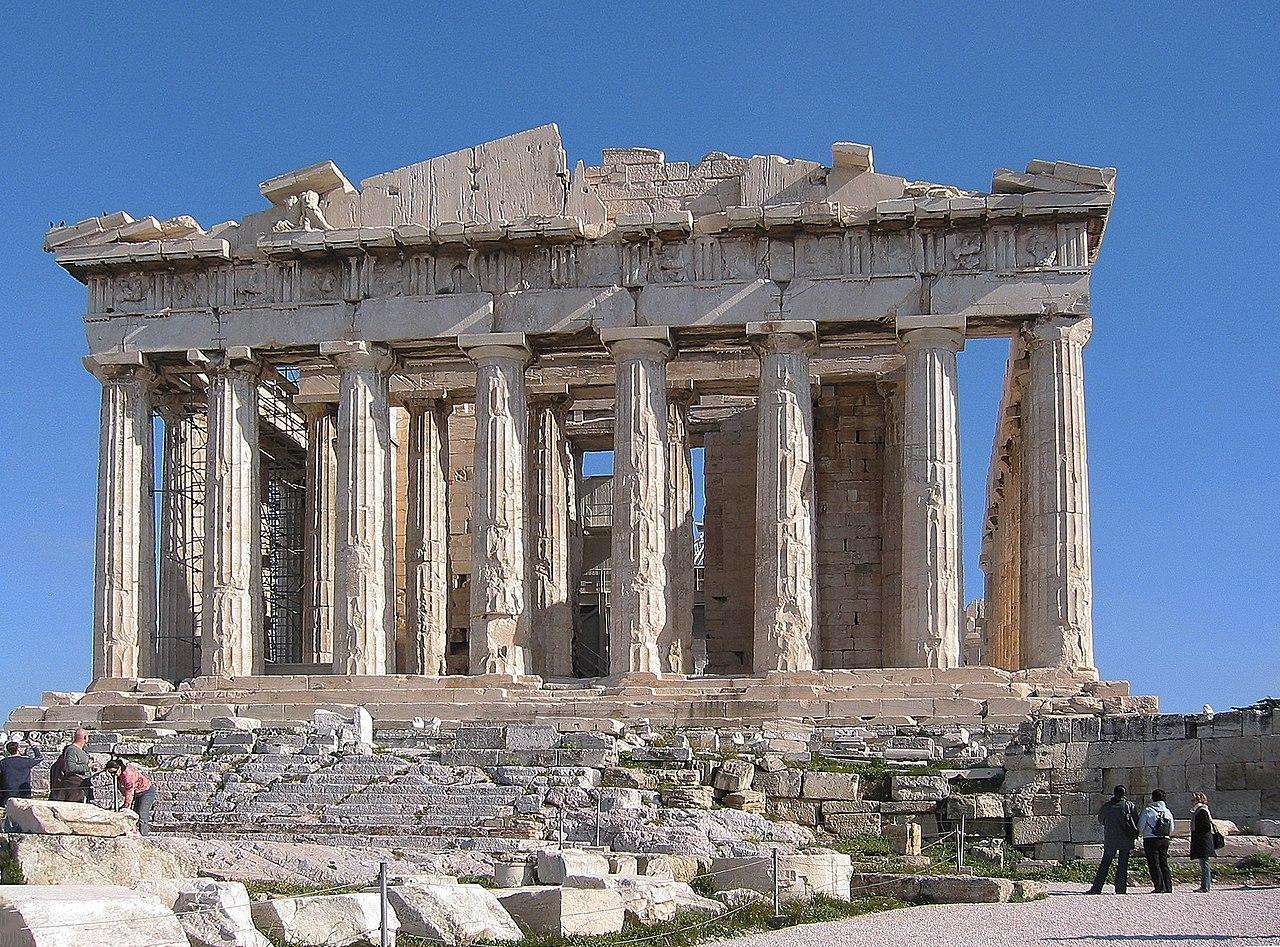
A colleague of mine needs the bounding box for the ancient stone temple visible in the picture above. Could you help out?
[26,124,1132,731]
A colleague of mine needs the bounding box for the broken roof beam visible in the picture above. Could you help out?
[259,160,356,206]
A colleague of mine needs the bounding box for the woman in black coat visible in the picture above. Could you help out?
[1189,791,1217,892]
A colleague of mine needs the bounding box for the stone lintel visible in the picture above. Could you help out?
[746,319,817,339]
[259,160,355,206]
[895,312,966,336]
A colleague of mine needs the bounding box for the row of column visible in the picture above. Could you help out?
[86,314,1094,682]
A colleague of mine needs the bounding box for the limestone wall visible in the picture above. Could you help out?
[701,407,757,672]
[815,382,886,668]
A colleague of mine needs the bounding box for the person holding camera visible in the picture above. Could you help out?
[103,758,156,836]
[0,739,44,831]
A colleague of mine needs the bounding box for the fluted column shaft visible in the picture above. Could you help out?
[1022,316,1094,669]
[202,349,264,677]
[156,398,204,682]
[530,398,575,677]
[325,341,396,675]
[462,334,533,675]
[87,355,156,681]
[663,392,695,674]
[302,404,338,666]
[899,326,964,669]
[405,397,451,676]
[603,329,672,675]
[879,377,905,668]
[750,322,819,673]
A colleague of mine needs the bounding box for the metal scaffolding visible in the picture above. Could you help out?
[260,368,308,666]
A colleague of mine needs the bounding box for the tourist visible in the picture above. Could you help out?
[48,728,96,803]
[0,739,44,831]
[1087,785,1138,894]
[104,758,156,836]
[1189,791,1222,892]
[1137,788,1175,893]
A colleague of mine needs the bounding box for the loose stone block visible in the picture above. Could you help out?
[885,821,922,855]
[890,774,950,801]
[387,882,521,945]
[496,886,626,937]
[823,811,883,838]
[536,848,610,885]
[754,768,802,798]
[0,885,188,947]
[5,799,138,838]
[251,893,398,947]
[712,758,755,792]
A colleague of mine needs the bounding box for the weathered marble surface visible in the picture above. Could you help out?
[155,398,203,683]
[750,322,818,673]
[302,405,337,666]
[530,399,575,677]
[405,398,451,676]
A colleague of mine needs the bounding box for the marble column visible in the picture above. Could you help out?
[322,340,396,675]
[530,396,575,677]
[302,403,337,666]
[898,323,965,669]
[602,327,672,675]
[404,396,451,676]
[460,333,533,675]
[663,390,695,674]
[85,353,156,681]
[200,347,264,678]
[1021,316,1094,669]
[156,395,205,682]
[878,375,905,668]
[748,321,819,673]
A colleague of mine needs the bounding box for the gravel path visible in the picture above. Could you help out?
[714,883,1280,947]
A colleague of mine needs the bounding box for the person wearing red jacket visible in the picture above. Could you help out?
[103,758,156,836]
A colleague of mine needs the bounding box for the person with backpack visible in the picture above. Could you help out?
[1189,791,1223,892]
[48,729,97,803]
[1088,785,1139,894]
[1137,788,1175,893]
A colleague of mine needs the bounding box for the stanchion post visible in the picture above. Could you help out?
[772,848,781,919]
[378,860,389,947]
[957,811,966,871]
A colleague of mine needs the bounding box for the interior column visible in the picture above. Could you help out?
[404,395,451,675]
[301,401,337,667]
[663,388,696,674]
[156,394,204,682]
[530,395,575,677]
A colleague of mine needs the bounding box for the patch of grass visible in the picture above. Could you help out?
[242,880,364,900]
[502,896,906,947]
[458,874,498,889]
[829,832,894,859]
[0,850,25,885]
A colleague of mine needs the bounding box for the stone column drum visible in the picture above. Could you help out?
[663,390,696,674]
[602,327,672,675]
[530,397,575,678]
[898,324,964,669]
[323,341,396,676]
[200,347,264,678]
[156,396,205,682]
[461,333,533,675]
[404,397,451,676]
[748,321,819,673]
[1021,316,1094,669]
[86,353,156,681]
[302,403,337,666]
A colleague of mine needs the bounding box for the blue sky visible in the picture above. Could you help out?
[1,4,1276,714]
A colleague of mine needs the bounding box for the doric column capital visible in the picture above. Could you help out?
[320,340,394,373]
[83,351,155,386]
[601,326,673,362]
[1023,315,1093,349]
[747,319,818,356]
[300,401,337,422]
[898,326,965,354]
[459,332,532,366]
[189,346,263,379]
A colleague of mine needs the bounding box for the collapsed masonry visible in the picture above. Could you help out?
[4,702,1276,870]
[32,123,1120,727]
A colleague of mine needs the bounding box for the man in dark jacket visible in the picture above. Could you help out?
[1087,785,1138,894]
[0,741,44,831]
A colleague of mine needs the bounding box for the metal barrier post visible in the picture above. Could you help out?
[772,848,781,919]
[378,860,389,947]
[957,811,966,870]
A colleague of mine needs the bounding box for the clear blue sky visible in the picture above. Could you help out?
[1,4,1276,715]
